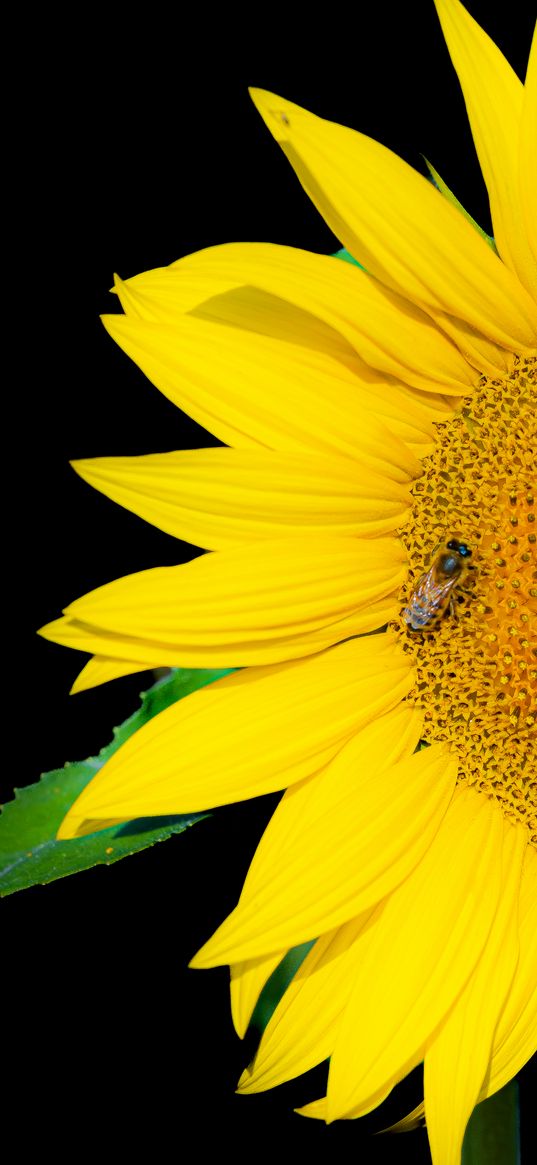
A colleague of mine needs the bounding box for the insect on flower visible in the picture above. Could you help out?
[402,537,473,631]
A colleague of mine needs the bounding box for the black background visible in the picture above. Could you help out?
[7,3,535,1159]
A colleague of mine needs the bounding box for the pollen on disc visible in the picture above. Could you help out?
[393,353,536,844]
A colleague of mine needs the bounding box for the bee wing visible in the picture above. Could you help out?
[413,570,455,607]
[403,567,457,629]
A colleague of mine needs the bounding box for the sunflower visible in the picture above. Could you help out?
[39,1,536,1160]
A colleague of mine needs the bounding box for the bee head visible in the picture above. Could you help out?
[446,537,472,559]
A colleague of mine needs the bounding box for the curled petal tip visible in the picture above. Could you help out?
[69,458,89,479]
[249,87,295,140]
[107,272,124,295]
[188,944,217,971]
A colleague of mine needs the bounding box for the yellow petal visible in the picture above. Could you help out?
[116,251,472,396]
[71,449,411,548]
[40,594,398,674]
[424,308,510,378]
[39,615,176,670]
[435,0,537,301]
[229,703,422,1037]
[102,308,424,471]
[240,702,423,883]
[70,656,150,693]
[49,537,406,669]
[416,161,513,374]
[480,844,537,1099]
[116,265,460,447]
[230,952,285,1039]
[295,1085,393,1121]
[249,90,537,348]
[424,818,527,1165]
[237,913,376,1094]
[159,243,478,394]
[326,789,505,1121]
[114,268,360,362]
[294,1097,328,1120]
[379,1102,425,1134]
[56,633,413,838]
[65,535,403,633]
[191,742,455,966]
[520,25,537,268]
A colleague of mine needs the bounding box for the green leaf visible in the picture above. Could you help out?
[248,941,315,1043]
[333,246,365,268]
[0,667,233,896]
[462,1082,520,1165]
[423,157,497,252]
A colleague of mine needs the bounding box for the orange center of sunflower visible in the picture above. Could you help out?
[394,353,536,845]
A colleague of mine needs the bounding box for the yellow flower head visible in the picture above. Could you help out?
[39,2,536,1161]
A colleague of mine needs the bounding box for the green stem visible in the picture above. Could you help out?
[462,1082,520,1165]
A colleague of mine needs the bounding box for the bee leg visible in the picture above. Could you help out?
[449,593,458,620]
[459,565,477,597]
[458,582,475,599]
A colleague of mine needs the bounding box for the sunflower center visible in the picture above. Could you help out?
[394,354,536,845]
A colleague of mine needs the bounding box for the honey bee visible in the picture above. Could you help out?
[403,537,473,631]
